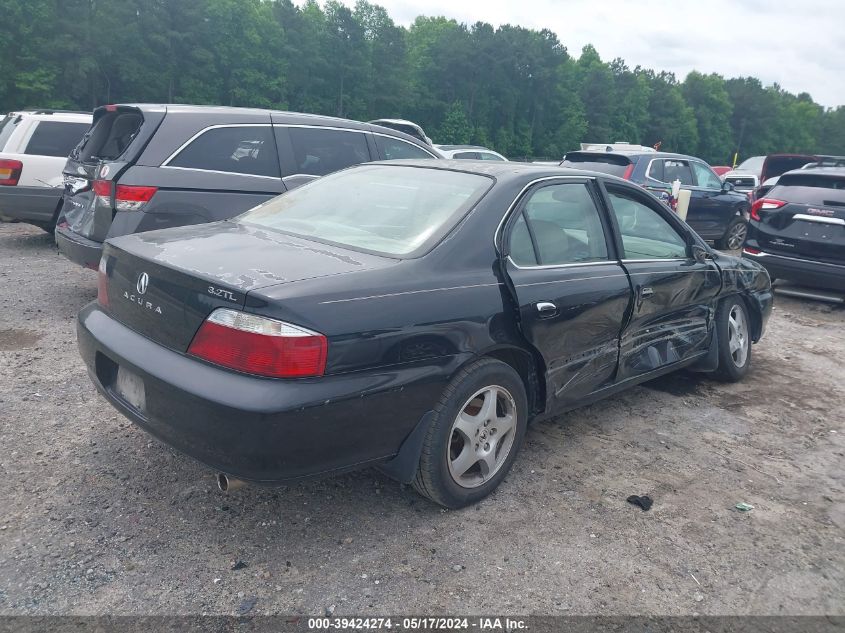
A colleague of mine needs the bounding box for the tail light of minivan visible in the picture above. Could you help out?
[0,159,23,186]
[97,257,109,307]
[92,180,157,212]
[750,198,785,221]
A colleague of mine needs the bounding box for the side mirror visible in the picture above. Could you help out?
[722,180,735,192]
[691,244,709,263]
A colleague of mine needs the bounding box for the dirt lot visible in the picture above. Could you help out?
[0,222,843,616]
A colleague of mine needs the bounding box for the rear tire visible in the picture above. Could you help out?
[714,298,752,382]
[413,358,528,508]
[715,217,747,251]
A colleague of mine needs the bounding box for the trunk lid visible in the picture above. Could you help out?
[60,105,164,241]
[756,172,845,264]
[102,221,395,351]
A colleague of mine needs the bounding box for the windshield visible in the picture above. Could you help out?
[239,164,493,257]
[772,173,845,207]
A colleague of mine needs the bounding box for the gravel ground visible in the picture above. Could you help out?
[0,222,843,616]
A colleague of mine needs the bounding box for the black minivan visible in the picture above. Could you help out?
[55,104,440,269]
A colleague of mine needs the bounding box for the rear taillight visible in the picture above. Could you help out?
[91,180,157,211]
[115,184,157,211]
[622,164,634,180]
[188,309,328,378]
[97,257,109,307]
[743,247,761,255]
[750,198,785,221]
[0,159,23,186]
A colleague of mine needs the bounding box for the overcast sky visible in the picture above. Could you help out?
[333,0,844,108]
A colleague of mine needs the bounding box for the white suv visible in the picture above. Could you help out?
[0,110,92,232]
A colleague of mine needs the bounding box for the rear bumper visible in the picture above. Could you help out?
[77,303,456,483]
[0,186,62,224]
[742,249,845,292]
[55,225,103,269]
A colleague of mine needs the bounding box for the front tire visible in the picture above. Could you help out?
[413,358,528,508]
[714,298,752,382]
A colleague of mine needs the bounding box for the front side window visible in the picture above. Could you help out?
[169,126,279,177]
[240,165,492,257]
[691,161,722,189]
[607,188,688,259]
[374,135,435,160]
[24,121,91,157]
[509,183,608,266]
[287,127,370,177]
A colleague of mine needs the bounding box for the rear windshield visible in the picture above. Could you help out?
[75,109,143,162]
[240,164,493,257]
[771,173,845,206]
[736,156,764,174]
[560,152,631,177]
[0,114,21,149]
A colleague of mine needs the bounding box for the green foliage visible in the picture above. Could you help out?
[0,0,841,160]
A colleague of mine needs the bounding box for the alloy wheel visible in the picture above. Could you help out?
[726,222,748,250]
[447,385,517,488]
[728,304,749,367]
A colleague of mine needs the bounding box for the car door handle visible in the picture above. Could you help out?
[536,301,557,315]
[640,287,654,298]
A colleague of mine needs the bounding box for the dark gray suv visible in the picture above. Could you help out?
[56,104,440,269]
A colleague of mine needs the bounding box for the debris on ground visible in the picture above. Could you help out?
[626,494,654,511]
[735,502,754,512]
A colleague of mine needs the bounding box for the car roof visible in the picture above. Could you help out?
[565,149,697,161]
[779,166,845,178]
[371,158,623,183]
[108,104,430,147]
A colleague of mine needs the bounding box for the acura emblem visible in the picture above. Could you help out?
[136,272,149,295]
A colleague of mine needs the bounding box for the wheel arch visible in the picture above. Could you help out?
[470,344,547,418]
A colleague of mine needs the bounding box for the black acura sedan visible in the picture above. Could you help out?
[78,161,772,508]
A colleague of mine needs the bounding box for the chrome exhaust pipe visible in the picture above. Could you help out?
[217,473,246,492]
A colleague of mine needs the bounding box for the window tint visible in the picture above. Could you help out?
[374,135,434,160]
[771,175,845,206]
[169,126,279,177]
[651,159,694,185]
[691,161,721,189]
[24,121,90,158]
[607,188,688,259]
[287,127,370,176]
[511,183,608,266]
[561,153,631,177]
[453,151,480,159]
[0,115,21,149]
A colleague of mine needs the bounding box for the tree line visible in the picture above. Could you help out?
[2,0,844,164]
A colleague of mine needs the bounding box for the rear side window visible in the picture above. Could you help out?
[561,153,631,177]
[510,183,609,266]
[374,135,434,160]
[0,115,21,149]
[169,126,279,177]
[479,152,505,161]
[453,152,479,159]
[24,121,90,157]
[287,127,370,176]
